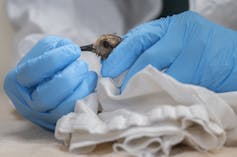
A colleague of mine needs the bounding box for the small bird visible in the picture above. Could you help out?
[80,34,121,60]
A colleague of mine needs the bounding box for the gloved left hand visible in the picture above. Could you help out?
[4,36,98,130]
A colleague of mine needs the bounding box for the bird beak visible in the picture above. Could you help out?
[80,44,96,52]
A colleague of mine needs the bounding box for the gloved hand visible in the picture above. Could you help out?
[4,36,98,130]
[102,11,237,93]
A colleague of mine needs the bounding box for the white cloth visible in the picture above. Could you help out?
[55,66,237,157]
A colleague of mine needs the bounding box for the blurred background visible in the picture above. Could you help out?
[0,0,14,95]
[0,0,15,121]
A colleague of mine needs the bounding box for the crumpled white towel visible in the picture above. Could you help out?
[55,65,237,157]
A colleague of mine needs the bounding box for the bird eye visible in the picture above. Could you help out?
[103,40,110,48]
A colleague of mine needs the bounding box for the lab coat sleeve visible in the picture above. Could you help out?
[5,0,97,59]
[14,34,45,60]
[6,0,162,61]
[189,0,237,30]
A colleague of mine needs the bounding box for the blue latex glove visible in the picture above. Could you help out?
[4,36,98,130]
[102,11,237,93]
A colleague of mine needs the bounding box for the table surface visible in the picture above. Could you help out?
[1,1,237,157]
[1,93,237,157]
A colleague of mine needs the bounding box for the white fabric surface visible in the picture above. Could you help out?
[55,66,237,157]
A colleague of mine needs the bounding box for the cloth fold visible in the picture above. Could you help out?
[55,65,237,157]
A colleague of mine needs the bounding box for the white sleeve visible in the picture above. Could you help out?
[6,0,162,43]
[6,0,97,50]
[15,34,45,59]
[189,0,237,30]
[6,0,162,60]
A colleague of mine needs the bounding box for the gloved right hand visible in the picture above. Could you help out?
[102,11,237,93]
[4,36,98,130]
